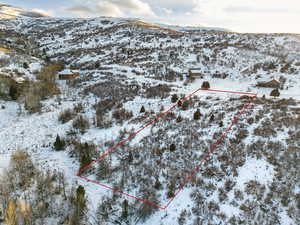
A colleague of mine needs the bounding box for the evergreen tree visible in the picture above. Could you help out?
[154,178,161,190]
[219,121,224,127]
[181,100,189,110]
[76,185,86,210]
[270,89,280,97]
[201,81,210,89]
[128,151,133,163]
[9,84,18,100]
[121,200,128,219]
[171,94,178,103]
[71,185,86,225]
[170,143,176,152]
[140,105,145,113]
[23,62,29,69]
[54,134,65,151]
[193,109,202,120]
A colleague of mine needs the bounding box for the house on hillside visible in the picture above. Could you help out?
[58,69,80,80]
[188,68,203,78]
[256,79,280,88]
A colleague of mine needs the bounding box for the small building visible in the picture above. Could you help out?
[256,79,280,88]
[58,69,80,80]
[188,68,203,78]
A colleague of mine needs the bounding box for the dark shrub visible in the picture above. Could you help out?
[170,143,176,152]
[270,89,280,97]
[181,100,189,110]
[193,109,202,120]
[23,62,29,69]
[140,106,145,113]
[176,116,183,123]
[9,83,19,100]
[201,81,210,89]
[54,134,65,151]
[171,94,179,103]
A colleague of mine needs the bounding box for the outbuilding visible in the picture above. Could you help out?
[58,69,80,80]
[188,68,203,78]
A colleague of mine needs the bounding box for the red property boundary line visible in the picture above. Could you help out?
[77,88,257,210]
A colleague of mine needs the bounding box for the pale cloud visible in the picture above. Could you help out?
[65,0,154,17]
[62,0,300,33]
[223,6,300,14]
[160,7,173,15]
[31,8,54,17]
[110,0,154,16]
[65,5,93,15]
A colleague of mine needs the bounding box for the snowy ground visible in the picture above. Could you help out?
[0,67,299,225]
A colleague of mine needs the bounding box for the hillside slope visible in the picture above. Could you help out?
[0,15,300,225]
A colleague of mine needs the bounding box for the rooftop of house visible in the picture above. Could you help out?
[257,78,280,84]
[189,68,202,73]
[58,69,79,75]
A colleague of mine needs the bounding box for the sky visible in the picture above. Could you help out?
[3,0,300,33]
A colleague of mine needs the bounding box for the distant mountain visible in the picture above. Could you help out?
[0,3,48,19]
[154,23,231,33]
[0,3,229,32]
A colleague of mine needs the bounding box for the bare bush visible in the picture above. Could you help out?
[145,84,171,99]
[72,115,90,134]
[58,109,76,123]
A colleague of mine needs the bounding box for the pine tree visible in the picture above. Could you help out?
[219,121,224,127]
[121,200,128,219]
[140,105,145,113]
[209,114,215,122]
[23,62,29,69]
[9,84,18,100]
[193,109,202,120]
[270,89,280,97]
[171,94,178,103]
[72,185,86,224]
[181,100,189,110]
[201,81,210,89]
[170,143,176,152]
[128,151,133,163]
[54,134,65,151]
[154,178,161,190]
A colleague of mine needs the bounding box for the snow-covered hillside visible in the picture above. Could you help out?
[0,14,300,225]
